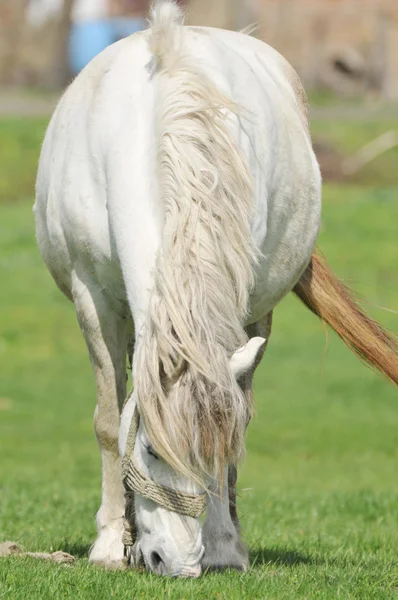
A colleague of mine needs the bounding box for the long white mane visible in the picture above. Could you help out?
[134,1,257,483]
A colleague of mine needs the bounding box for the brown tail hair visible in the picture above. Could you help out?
[293,251,398,386]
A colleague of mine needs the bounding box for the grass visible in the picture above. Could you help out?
[0,116,398,599]
[0,118,48,203]
[311,119,398,186]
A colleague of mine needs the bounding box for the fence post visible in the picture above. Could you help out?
[52,0,74,87]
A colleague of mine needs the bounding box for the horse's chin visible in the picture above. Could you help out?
[171,543,204,578]
[171,564,202,578]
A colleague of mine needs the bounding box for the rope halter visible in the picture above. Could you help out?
[121,404,207,557]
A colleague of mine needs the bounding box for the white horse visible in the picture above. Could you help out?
[35,1,397,577]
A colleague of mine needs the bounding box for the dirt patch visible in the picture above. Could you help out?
[0,89,57,117]
[0,541,75,564]
[0,397,12,410]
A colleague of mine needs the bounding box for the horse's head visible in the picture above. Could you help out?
[119,337,265,576]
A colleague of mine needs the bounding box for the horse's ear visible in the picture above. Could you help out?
[230,337,266,380]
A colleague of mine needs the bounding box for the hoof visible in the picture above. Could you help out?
[90,558,127,571]
[202,535,249,572]
[89,528,125,568]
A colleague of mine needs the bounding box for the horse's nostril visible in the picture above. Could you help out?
[150,551,163,570]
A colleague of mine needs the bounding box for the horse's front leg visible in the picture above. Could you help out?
[202,313,273,570]
[73,273,128,568]
[202,470,249,572]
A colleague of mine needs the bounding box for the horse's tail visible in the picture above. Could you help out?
[293,252,398,385]
[134,1,256,483]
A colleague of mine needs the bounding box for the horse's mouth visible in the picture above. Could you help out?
[136,542,202,577]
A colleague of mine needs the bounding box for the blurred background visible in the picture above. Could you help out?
[0,2,397,596]
[1,0,398,185]
[0,0,397,94]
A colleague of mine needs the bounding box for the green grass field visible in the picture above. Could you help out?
[0,114,397,599]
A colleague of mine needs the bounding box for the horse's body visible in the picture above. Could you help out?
[36,24,320,326]
[35,1,397,577]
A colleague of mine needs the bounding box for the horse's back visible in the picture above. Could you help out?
[35,25,320,321]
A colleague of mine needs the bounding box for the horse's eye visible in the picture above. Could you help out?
[145,444,159,460]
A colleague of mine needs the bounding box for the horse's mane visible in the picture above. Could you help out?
[134,1,257,484]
